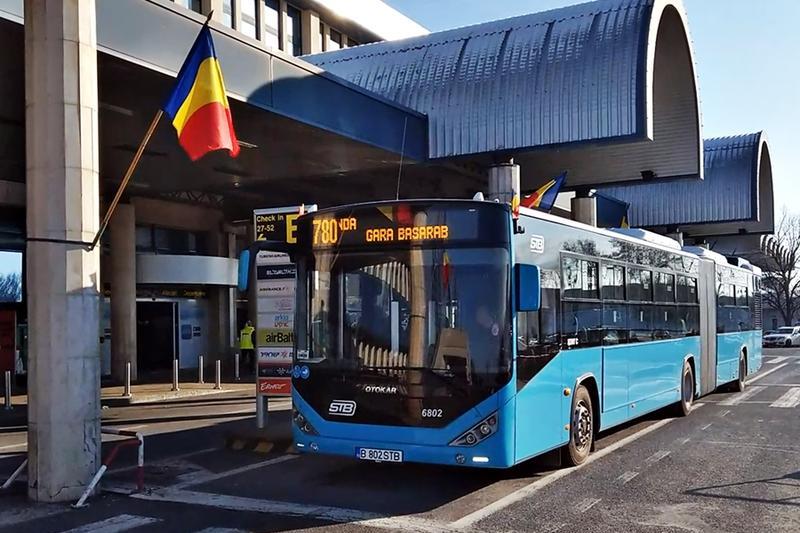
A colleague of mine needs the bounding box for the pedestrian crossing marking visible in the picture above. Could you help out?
[62,514,161,533]
[770,387,800,408]
[766,356,788,364]
[720,386,765,406]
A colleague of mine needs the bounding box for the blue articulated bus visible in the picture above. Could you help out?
[242,199,762,468]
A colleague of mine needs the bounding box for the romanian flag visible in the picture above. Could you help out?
[520,172,567,212]
[163,26,239,161]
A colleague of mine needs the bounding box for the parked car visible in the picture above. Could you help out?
[763,326,800,347]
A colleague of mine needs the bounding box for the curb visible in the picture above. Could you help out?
[224,434,294,455]
[101,388,246,407]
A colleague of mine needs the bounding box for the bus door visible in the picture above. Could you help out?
[698,259,717,395]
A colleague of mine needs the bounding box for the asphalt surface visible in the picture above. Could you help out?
[1,349,799,532]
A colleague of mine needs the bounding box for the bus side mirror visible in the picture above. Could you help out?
[516,264,541,312]
[238,249,251,292]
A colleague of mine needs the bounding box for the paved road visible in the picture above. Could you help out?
[1,349,799,532]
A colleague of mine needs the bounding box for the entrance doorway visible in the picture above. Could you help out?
[137,301,177,373]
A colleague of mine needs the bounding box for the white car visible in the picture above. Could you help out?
[763,326,800,347]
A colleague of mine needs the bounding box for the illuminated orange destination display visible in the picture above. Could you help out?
[311,216,450,246]
[367,225,449,242]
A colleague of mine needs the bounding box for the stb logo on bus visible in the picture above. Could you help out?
[530,234,545,254]
[328,400,357,416]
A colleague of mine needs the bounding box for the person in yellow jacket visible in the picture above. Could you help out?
[239,321,255,369]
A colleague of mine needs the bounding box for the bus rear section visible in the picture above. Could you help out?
[290,201,519,467]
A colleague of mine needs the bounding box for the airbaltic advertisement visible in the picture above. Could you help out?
[252,206,310,397]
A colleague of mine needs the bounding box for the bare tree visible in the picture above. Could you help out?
[762,210,800,325]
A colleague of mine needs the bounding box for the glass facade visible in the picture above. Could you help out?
[222,0,234,28]
[263,0,280,49]
[328,28,342,51]
[176,0,202,12]
[286,4,302,56]
[241,0,258,38]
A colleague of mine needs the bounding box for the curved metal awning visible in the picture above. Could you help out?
[597,132,774,236]
[307,0,703,189]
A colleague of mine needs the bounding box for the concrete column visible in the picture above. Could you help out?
[666,232,684,246]
[208,229,235,360]
[301,10,321,54]
[571,196,598,227]
[279,0,289,52]
[25,0,101,502]
[203,0,224,23]
[110,204,137,382]
[487,163,520,205]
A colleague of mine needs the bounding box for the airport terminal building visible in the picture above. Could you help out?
[0,0,778,501]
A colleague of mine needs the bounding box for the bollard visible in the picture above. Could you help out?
[234,352,240,381]
[123,362,131,397]
[172,358,180,392]
[198,354,204,384]
[3,371,11,411]
[214,359,222,390]
[256,393,268,428]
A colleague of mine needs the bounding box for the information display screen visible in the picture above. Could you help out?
[299,201,511,251]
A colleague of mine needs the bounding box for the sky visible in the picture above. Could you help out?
[385,0,800,216]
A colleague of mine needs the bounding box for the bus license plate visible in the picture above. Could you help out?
[356,447,403,463]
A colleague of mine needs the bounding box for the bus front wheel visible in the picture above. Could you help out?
[565,385,594,466]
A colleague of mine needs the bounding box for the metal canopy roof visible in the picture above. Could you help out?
[307,0,702,188]
[597,132,775,236]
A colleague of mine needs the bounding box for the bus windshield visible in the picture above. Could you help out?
[294,246,511,427]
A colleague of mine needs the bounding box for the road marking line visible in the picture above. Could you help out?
[450,417,675,529]
[171,454,298,489]
[616,471,639,484]
[576,497,601,513]
[770,387,800,408]
[702,440,800,454]
[195,527,246,533]
[765,356,788,364]
[132,489,451,533]
[701,423,713,431]
[747,363,789,385]
[677,437,691,445]
[719,410,731,417]
[62,514,161,533]
[644,450,671,464]
[720,386,765,406]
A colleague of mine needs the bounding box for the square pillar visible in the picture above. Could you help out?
[301,10,321,54]
[25,0,101,502]
[110,203,137,382]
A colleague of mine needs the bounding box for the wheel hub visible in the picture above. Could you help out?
[573,401,592,450]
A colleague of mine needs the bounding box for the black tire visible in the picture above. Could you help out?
[676,361,695,417]
[733,352,747,392]
[564,385,594,466]
[786,339,793,348]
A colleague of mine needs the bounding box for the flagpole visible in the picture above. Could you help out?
[89,110,163,250]
[88,10,215,250]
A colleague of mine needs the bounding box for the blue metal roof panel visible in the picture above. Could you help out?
[306,0,656,159]
[597,133,763,227]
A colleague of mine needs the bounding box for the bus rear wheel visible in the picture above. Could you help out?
[733,353,747,392]
[565,385,593,466]
[676,361,694,417]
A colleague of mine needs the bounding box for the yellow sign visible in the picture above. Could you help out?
[257,328,294,346]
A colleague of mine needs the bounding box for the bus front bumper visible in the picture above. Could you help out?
[293,430,513,468]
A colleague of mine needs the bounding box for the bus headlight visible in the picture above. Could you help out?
[450,413,498,447]
[293,408,319,435]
